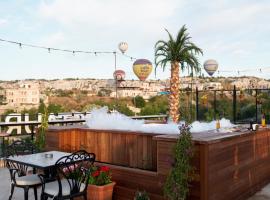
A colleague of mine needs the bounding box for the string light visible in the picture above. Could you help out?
[3,37,268,75]
[217,66,270,75]
[0,38,136,60]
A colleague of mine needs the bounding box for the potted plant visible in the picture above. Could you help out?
[134,190,150,200]
[87,165,116,200]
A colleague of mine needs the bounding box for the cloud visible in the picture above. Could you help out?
[39,0,178,26]
[38,0,181,42]
[39,31,66,46]
[184,0,270,69]
[0,18,8,26]
[198,2,270,33]
[1,0,270,80]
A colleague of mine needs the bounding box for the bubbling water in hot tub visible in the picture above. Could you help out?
[85,107,235,134]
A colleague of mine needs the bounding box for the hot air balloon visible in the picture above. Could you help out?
[113,69,126,81]
[132,59,152,81]
[118,42,128,54]
[203,59,218,76]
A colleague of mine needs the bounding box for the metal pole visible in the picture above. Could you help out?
[114,52,117,100]
[214,90,217,120]
[196,87,199,121]
[255,89,258,123]
[31,125,34,153]
[233,85,236,124]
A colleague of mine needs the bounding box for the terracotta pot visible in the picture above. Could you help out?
[87,182,116,200]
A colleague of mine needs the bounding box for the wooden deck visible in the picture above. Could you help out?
[46,126,270,200]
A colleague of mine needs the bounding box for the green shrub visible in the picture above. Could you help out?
[164,124,194,200]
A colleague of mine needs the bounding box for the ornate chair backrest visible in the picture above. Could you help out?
[5,140,39,178]
[5,140,38,157]
[55,150,95,197]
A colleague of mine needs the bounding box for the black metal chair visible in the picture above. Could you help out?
[5,140,41,200]
[40,150,96,200]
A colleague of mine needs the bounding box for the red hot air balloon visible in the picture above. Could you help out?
[113,70,126,81]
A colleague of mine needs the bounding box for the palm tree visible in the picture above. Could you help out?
[155,25,203,123]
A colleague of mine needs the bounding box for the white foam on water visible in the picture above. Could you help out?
[190,118,235,133]
[85,107,235,134]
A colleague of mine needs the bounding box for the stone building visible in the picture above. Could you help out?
[5,83,40,111]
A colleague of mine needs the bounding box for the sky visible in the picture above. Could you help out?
[0,0,270,80]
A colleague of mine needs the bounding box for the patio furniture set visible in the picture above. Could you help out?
[4,140,96,200]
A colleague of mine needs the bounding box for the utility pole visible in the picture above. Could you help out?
[114,52,117,101]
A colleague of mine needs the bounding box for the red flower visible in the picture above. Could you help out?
[92,171,100,177]
[100,166,110,172]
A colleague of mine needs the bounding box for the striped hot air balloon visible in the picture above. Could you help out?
[204,59,218,76]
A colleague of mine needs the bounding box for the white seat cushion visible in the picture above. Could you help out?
[16,174,41,186]
[44,179,86,197]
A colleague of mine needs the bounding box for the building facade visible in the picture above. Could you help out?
[5,83,40,110]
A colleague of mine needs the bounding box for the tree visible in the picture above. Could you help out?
[0,95,6,105]
[36,104,48,151]
[47,103,64,114]
[98,89,112,97]
[154,25,203,122]
[21,108,38,120]
[140,95,168,115]
[134,96,145,108]
[38,100,46,113]
[114,103,134,116]
[140,104,160,115]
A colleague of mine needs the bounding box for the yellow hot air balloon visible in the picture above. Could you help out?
[132,59,152,81]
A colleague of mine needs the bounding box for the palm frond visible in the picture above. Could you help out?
[154,25,203,75]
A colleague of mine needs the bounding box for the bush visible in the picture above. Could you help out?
[47,103,64,114]
[134,96,146,108]
[164,124,194,200]
[140,96,168,115]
